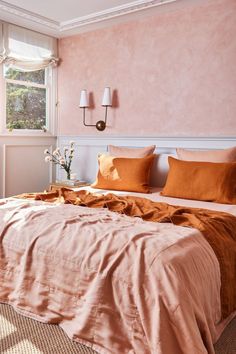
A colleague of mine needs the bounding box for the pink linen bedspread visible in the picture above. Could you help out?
[0,198,233,354]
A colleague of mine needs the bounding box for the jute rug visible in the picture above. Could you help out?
[0,304,96,354]
[0,303,235,354]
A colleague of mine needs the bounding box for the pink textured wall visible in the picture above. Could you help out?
[58,0,236,136]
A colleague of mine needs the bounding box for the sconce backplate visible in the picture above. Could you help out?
[96,120,106,131]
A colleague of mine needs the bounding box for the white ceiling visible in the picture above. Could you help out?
[5,0,133,22]
[0,0,206,38]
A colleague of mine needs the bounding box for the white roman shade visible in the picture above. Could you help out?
[0,22,58,71]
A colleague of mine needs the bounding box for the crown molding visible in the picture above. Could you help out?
[60,0,177,32]
[0,1,59,31]
[0,0,178,37]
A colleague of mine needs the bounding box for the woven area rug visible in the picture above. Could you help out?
[0,303,97,354]
[0,303,235,354]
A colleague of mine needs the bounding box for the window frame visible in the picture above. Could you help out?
[0,64,57,136]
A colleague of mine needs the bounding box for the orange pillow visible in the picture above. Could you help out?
[176,146,236,162]
[91,154,155,193]
[161,157,236,204]
[108,145,155,158]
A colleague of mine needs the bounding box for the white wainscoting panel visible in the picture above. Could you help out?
[56,143,107,183]
[57,136,236,186]
[3,144,54,197]
[0,136,56,198]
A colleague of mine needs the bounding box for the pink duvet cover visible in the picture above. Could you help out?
[0,192,235,354]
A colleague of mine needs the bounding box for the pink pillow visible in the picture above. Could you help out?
[176,146,236,162]
[108,145,155,158]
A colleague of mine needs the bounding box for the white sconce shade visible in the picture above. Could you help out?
[102,87,112,106]
[80,89,89,107]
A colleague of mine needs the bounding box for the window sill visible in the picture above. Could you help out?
[0,130,57,138]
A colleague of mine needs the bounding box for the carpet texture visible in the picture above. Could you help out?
[0,303,97,354]
[0,303,235,354]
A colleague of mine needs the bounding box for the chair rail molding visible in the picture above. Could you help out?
[58,136,236,149]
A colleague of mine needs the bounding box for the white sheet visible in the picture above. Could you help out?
[75,186,236,216]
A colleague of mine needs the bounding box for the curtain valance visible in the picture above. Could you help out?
[0,22,58,71]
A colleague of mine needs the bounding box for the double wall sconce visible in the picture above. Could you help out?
[79,87,112,131]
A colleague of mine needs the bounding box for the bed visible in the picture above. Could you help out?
[0,144,236,354]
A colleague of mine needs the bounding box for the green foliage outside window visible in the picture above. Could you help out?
[4,67,47,131]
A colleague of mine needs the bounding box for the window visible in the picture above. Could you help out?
[0,21,58,135]
[4,66,49,131]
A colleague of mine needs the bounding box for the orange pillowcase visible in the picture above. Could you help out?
[161,157,236,204]
[91,154,155,193]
